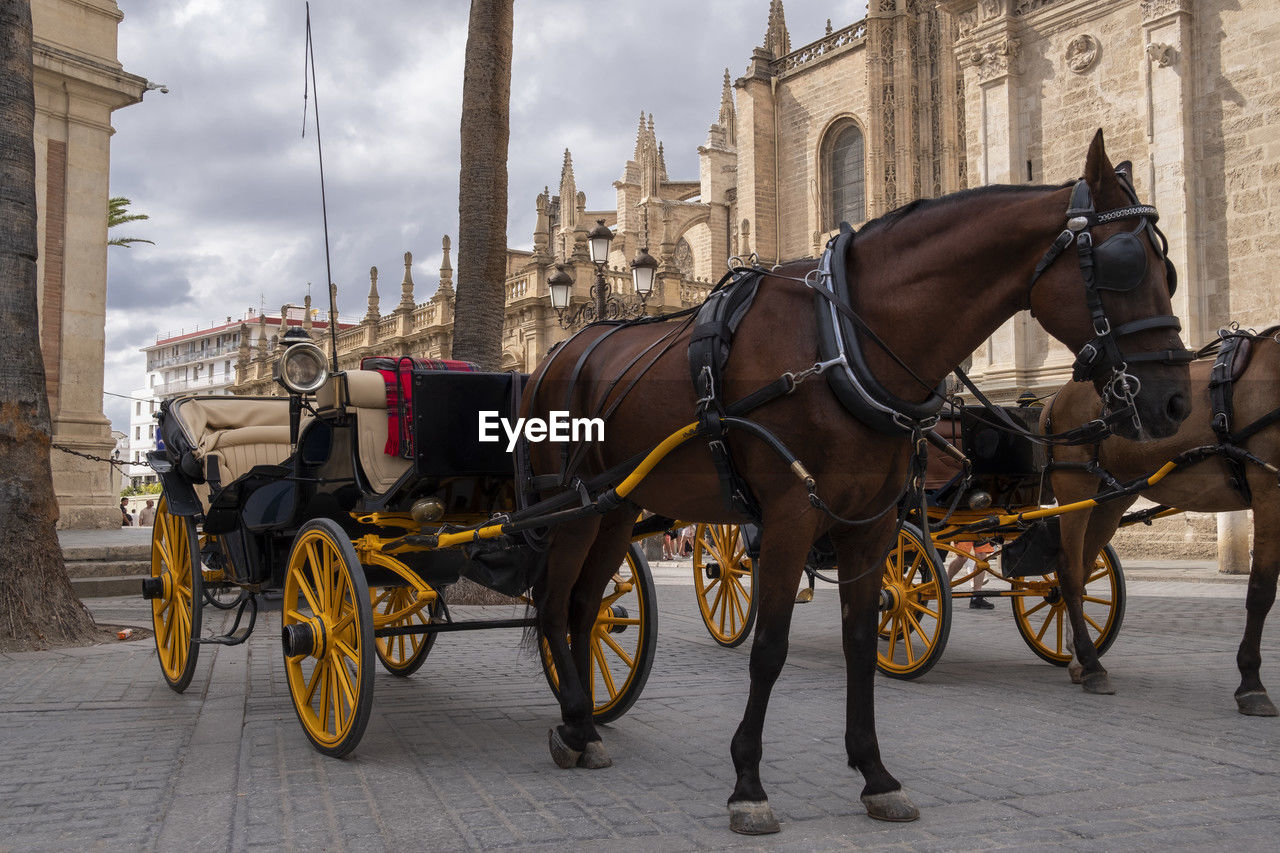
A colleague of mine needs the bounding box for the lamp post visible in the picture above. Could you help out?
[550,219,657,329]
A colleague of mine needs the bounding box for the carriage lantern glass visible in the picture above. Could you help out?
[275,341,329,394]
[587,219,613,266]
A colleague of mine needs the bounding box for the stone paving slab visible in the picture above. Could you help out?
[0,579,1276,851]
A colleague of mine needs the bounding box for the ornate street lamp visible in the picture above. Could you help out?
[552,219,654,329]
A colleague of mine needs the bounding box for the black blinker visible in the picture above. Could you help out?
[1093,231,1147,292]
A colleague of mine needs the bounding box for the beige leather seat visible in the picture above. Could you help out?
[168,397,305,489]
[316,371,412,493]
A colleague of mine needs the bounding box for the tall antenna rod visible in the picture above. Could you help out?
[303,3,339,371]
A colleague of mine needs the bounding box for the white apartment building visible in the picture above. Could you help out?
[125,309,329,488]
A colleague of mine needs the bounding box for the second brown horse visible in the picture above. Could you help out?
[523,131,1191,835]
[1047,329,1280,715]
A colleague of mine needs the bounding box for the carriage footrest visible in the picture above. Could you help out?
[197,594,257,647]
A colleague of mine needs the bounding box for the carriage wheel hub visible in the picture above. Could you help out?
[606,604,629,633]
[141,573,170,601]
[282,617,327,658]
[704,562,721,580]
[880,582,903,614]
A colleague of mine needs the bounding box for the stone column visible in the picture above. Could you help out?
[1141,0,1204,345]
[947,1,1023,396]
[1217,510,1251,575]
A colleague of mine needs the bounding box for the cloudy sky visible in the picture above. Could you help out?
[104,0,870,431]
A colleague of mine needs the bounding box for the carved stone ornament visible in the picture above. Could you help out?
[1065,34,1099,73]
[1141,0,1192,23]
[979,0,1006,19]
[1146,41,1176,67]
[967,37,1020,81]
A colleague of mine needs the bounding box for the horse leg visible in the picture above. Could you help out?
[1235,497,1279,716]
[726,515,817,835]
[537,517,604,768]
[1060,499,1130,695]
[562,508,639,767]
[831,523,918,823]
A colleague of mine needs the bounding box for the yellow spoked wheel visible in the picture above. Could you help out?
[371,585,443,677]
[1012,544,1126,666]
[877,523,951,680]
[541,543,658,724]
[282,519,375,758]
[692,523,756,648]
[151,497,202,693]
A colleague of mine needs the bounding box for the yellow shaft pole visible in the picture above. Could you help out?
[430,422,701,551]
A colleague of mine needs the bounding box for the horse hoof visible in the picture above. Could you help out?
[795,587,814,604]
[1068,662,1084,684]
[548,728,582,769]
[1081,671,1116,695]
[861,790,920,822]
[728,800,780,835]
[1236,690,1280,717]
[577,740,613,768]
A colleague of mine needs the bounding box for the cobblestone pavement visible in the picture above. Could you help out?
[1,577,1276,852]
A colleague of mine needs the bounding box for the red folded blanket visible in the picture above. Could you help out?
[359,356,479,455]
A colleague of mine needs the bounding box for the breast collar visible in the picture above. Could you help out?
[812,227,947,436]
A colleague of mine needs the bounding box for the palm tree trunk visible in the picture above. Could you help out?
[451,0,513,370]
[0,0,97,649]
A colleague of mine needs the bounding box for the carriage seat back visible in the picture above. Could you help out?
[316,370,412,493]
[166,396,308,496]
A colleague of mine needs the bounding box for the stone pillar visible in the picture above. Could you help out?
[1217,510,1251,575]
[1141,0,1204,345]
[32,0,146,527]
[946,1,1023,397]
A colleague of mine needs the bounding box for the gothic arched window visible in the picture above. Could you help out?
[824,122,866,230]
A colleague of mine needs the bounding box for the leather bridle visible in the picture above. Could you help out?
[1028,172,1195,431]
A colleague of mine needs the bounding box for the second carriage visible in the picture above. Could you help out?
[688,401,1127,679]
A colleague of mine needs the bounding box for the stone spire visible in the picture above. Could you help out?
[632,111,647,160]
[303,293,313,333]
[559,149,577,230]
[397,251,416,314]
[718,68,736,146]
[365,266,380,322]
[637,113,664,198]
[763,0,790,60]
[256,309,268,359]
[236,322,250,382]
[436,235,454,298]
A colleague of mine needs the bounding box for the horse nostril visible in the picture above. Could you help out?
[1166,392,1190,423]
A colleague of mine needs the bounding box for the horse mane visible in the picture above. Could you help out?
[859,181,1074,236]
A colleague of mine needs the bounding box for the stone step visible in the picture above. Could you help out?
[64,559,151,579]
[72,574,148,599]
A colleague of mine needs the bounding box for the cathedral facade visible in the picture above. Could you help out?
[239,0,1278,403]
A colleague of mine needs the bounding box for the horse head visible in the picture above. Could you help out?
[1028,129,1192,439]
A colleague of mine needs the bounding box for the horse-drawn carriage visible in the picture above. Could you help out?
[689,400,1127,679]
[144,346,658,756]
[143,132,1210,834]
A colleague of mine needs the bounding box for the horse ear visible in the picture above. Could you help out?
[1083,128,1128,207]
[1083,129,1112,187]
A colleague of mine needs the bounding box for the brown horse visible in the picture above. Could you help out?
[523,131,1191,834]
[1046,331,1280,714]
